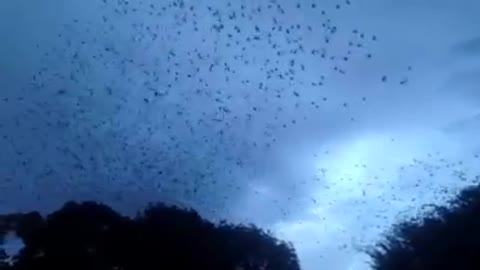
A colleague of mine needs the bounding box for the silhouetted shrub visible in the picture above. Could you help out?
[369,184,480,270]
[0,201,301,270]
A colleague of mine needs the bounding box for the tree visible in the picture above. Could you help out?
[0,201,301,270]
[369,184,480,270]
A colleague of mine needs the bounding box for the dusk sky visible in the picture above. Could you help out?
[1,0,480,269]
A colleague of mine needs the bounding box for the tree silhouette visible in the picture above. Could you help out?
[0,201,301,270]
[369,184,480,270]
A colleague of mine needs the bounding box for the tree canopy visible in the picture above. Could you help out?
[370,184,480,270]
[0,201,301,270]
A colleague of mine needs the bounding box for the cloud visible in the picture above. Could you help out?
[452,37,480,56]
[268,127,480,270]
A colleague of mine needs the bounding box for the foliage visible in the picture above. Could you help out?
[0,201,301,270]
[370,184,480,270]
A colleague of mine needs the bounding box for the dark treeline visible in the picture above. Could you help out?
[369,183,480,270]
[2,182,480,270]
[0,201,300,270]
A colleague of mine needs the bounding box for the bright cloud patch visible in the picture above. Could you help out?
[272,129,479,270]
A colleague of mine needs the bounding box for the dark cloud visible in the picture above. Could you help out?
[452,36,480,56]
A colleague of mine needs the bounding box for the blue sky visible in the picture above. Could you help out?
[1,0,480,269]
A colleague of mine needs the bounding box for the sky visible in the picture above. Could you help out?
[1,0,480,269]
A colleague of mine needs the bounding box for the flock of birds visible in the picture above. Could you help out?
[1,0,429,221]
[4,1,480,267]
